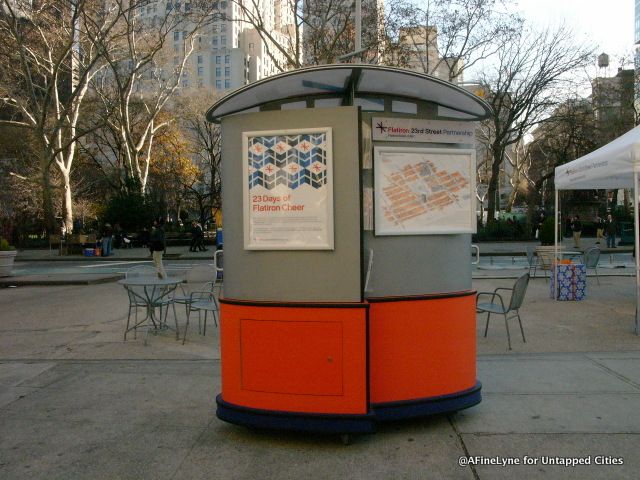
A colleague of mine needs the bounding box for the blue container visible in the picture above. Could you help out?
[216,229,223,248]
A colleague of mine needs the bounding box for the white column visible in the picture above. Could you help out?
[554,189,559,301]
[635,171,639,334]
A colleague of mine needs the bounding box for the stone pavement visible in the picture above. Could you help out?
[0,275,639,479]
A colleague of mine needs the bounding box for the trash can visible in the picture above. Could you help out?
[215,229,223,249]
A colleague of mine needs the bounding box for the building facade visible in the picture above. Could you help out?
[140,0,297,93]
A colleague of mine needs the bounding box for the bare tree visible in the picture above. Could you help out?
[382,0,522,80]
[477,24,594,224]
[0,0,122,233]
[89,0,217,194]
[230,0,382,71]
[175,92,222,226]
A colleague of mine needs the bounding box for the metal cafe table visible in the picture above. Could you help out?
[118,276,182,344]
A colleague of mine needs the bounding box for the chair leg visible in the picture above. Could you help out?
[484,312,491,337]
[203,310,208,336]
[183,306,190,345]
[595,268,600,285]
[516,311,526,343]
[172,302,179,340]
[125,306,132,341]
[504,313,512,350]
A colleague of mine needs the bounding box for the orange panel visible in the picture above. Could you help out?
[240,319,344,395]
[220,301,368,415]
[368,293,477,404]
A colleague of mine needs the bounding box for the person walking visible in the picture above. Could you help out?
[149,218,167,279]
[101,223,113,257]
[571,215,583,249]
[595,215,605,244]
[605,214,617,248]
[189,221,199,252]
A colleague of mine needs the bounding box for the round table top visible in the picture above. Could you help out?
[118,276,183,286]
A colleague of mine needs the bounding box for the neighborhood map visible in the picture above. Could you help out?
[375,150,474,234]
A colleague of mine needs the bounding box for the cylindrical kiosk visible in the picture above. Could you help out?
[206,65,492,435]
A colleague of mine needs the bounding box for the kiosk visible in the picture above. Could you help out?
[206,65,492,435]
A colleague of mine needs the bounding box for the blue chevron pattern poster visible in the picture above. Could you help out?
[243,128,334,250]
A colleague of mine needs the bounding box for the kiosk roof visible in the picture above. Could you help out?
[206,64,492,123]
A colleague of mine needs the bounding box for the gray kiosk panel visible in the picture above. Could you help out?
[221,107,361,302]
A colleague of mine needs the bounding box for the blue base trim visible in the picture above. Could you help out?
[371,382,482,422]
[216,382,481,433]
[216,395,377,434]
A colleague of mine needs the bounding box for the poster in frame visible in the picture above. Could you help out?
[374,146,476,235]
[243,128,334,250]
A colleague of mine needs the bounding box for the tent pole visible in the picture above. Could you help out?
[554,189,559,301]
[635,171,639,335]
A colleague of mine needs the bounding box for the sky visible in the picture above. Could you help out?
[514,0,635,71]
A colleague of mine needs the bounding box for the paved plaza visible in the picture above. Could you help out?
[1,247,640,479]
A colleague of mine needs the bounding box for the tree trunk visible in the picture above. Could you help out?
[61,170,73,234]
[486,149,503,224]
[40,159,56,234]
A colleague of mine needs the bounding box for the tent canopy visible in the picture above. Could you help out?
[555,125,640,190]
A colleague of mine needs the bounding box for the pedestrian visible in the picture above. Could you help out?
[195,222,207,252]
[605,214,617,248]
[571,215,582,249]
[189,221,199,252]
[149,218,167,279]
[595,215,605,244]
[101,223,113,257]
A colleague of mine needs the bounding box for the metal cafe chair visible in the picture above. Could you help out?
[583,246,601,285]
[476,273,530,350]
[525,246,540,278]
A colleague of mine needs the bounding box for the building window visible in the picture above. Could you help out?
[197,55,203,64]
[175,2,181,11]
[221,1,227,8]
[197,79,203,88]
[225,55,230,63]
[197,66,203,76]
[225,79,230,88]
[166,2,172,10]
[224,67,230,76]
[185,2,190,12]
[216,80,222,89]
[215,67,221,76]
[182,31,187,40]
[182,79,189,88]
[212,24,218,32]
[212,36,218,46]
[215,55,221,64]
[174,31,179,41]
[221,23,226,32]
[221,36,226,46]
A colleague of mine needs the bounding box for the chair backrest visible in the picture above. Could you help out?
[584,247,601,268]
[509,273,530,311]
[214,250,223,281]
[525,246,534,265]
[126,265,156,278]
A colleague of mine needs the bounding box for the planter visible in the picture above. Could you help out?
[0,250,17,277]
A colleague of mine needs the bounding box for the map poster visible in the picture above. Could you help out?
[374,147,476,235]
[243,128,334,250]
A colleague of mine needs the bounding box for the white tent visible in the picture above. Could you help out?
[554,124,640,334]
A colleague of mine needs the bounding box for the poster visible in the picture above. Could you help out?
[374,147,476,235]
[243,128,334,250]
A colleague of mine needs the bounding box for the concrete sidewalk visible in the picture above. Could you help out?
[1,277,640,478]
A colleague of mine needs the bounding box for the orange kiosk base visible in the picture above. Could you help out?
[216,292,480,434]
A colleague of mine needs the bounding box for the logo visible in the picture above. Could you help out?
[375,122,387,134]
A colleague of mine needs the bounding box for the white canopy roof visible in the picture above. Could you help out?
[206,64,492,123]
[555,125,640,190]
